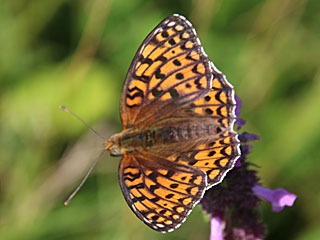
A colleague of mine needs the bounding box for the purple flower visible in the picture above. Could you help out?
[210,216,224,240]
[234,132,259,167]
[234,95,246,130]
[238,132,260,142]
[235,95,242,117]
[252,185,297,212]
[201,95,297,239]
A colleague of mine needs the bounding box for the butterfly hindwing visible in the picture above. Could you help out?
[120,14,213,128]
[174,130,240,188]
[165,67,240,187]
[119,151,207,232]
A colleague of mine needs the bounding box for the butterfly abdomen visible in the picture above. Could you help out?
[154,124,215,145]
[112,123,217,154]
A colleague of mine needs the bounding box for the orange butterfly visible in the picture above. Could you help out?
[104,14,240,233]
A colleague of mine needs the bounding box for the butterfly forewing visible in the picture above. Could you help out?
[120,14,213,128]
[119,151,207,233]
[186,66,237,128]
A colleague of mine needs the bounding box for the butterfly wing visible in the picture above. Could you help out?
[172,69,241,188]
[174,130,240,188]
[187,65,238,128]
[119,150,207,232]
[120,14,213,128]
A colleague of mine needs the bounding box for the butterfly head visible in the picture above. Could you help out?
[104,133,123,156]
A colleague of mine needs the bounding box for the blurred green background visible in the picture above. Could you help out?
[1,0,319,239]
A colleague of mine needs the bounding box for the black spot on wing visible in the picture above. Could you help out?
[175,73,184,80]
[169,88,179,98]
[173,59,181,66]
[155,69,166,80]
[161,31,169,38]
[151,88,163,97]
[168,38,176,45]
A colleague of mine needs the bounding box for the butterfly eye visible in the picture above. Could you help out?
[108,143,122,156]
[110,151,122,157]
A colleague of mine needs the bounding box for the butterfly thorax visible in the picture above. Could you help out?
[105,120,220,156]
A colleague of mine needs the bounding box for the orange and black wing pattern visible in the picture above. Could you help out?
[174,66,240,187]
[120,14,213,128]
[173,130,240,188]
[119,151,207,233]
[187,65,237,128]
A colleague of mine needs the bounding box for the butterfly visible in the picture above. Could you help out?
[104,14,240,233]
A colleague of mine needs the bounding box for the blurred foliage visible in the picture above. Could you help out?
[0,0,319,239]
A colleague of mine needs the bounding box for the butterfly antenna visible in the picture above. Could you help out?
[64,150,105,206]
[60,105,105,140]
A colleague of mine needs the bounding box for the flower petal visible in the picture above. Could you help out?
[236,118,246,130]
[239,132,260,142]
[252,185,297,212]
[210,216,224,240]
[234,96,247,129]
[235,95,242,118]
